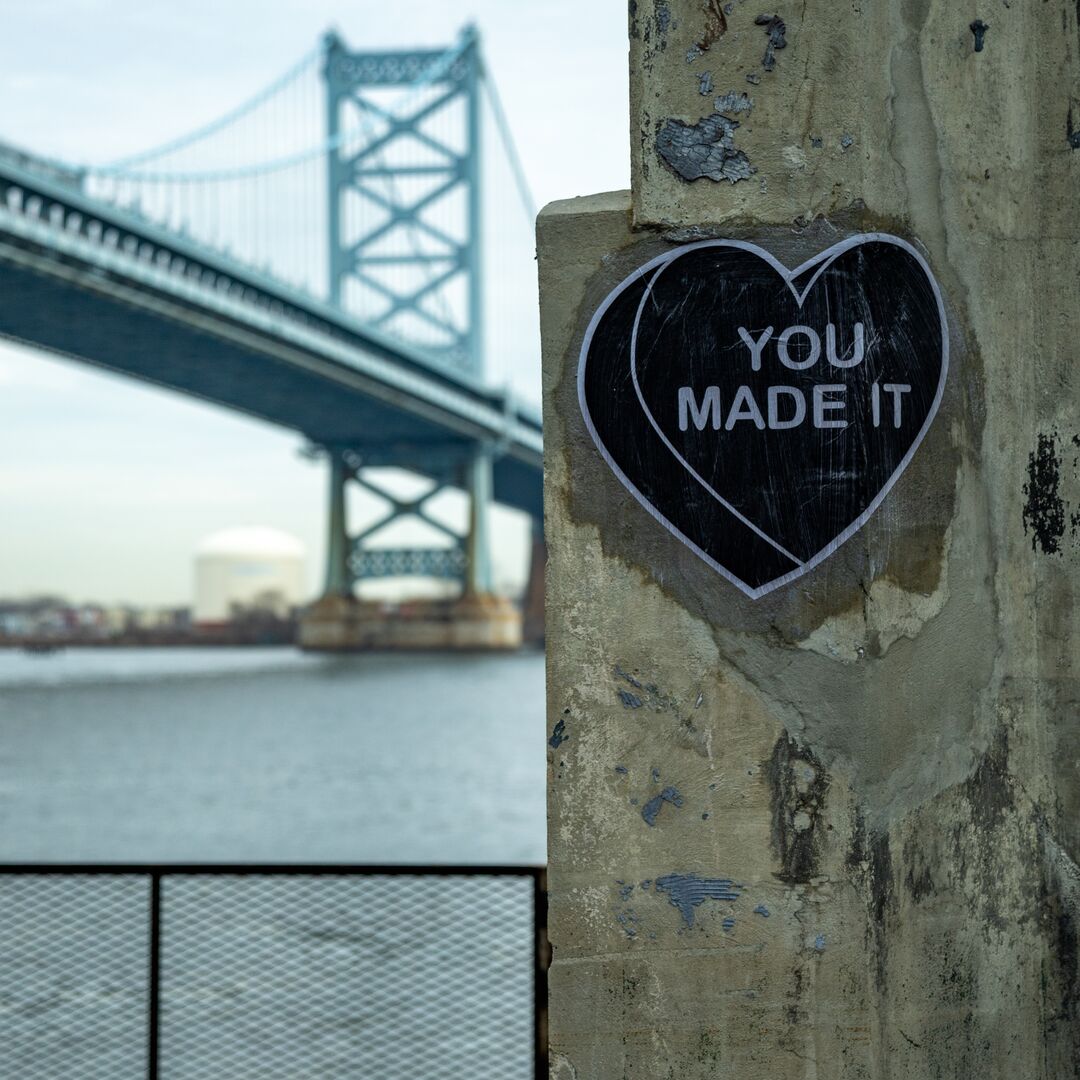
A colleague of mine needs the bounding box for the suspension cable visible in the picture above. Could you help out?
[480,70,536,223]
[88,31,473,183]
[101,45,323,171]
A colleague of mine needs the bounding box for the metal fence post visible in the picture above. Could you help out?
[147,871,162,1080]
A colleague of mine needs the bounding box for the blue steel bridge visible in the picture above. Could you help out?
[0,26,542,608]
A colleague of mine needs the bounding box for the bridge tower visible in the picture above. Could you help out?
[322,26,483,376]
[303,28,518,650]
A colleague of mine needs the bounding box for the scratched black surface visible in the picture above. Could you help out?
[580,240,945,594]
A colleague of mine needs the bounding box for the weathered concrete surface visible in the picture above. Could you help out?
[542,2,1080,1075]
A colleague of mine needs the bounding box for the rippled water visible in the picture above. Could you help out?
[0,646,547,864]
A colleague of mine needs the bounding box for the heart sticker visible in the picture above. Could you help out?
[577,234,948,598]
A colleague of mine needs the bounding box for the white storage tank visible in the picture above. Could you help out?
[194,527,307,625]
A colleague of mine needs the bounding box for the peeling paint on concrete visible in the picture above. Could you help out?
[619,688,644,708]
[642,785,685,825]
[655,873,741,927]
[698,71,713,95]
[754,14,787,71]
[656,112,754,183]
[714,91,753,114]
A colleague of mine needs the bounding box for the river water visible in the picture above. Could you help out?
[0,648,547,1078]
[0,646,547,864]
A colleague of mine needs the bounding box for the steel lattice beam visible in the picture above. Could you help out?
[324,29,483,377]
[349,547,466,581]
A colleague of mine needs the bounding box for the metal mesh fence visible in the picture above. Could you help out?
[0,875,151,1079]
[0,868,543,1080]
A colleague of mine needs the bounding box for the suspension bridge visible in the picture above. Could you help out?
[0,25,544,649]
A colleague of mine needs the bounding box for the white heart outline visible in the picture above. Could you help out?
[576,233,950,600]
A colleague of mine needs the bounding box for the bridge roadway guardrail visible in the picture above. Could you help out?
[0,863,548,1080]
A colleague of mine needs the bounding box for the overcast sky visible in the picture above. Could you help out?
[0,0,629,605]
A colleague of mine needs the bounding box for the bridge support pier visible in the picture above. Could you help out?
[323,449,351,598]
[463,445,494,596]
[299,445,521,652]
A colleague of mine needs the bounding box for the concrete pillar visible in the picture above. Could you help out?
[323,449,352,597]
[541,3,1080,1077]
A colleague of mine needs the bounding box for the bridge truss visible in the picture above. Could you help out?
[0,26,540,607]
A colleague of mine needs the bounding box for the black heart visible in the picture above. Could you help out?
[578,236,948,598]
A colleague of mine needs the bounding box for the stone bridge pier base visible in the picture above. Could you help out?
[299,446,521,651]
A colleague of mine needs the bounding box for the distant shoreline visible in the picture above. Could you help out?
[2,636,296,650]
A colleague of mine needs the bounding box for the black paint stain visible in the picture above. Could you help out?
[1068,106,1080,150]
[754,14,788,71]
[1045,867,1080,1044]
[969,19,989,51]
[765,732,829,883]
[963,726,1014,831]
[904,851,935,903]
[869,831,892,926]
[847,810,893,992]
[548,718,568,749]
[953,726,1016,933]
[1022,431,1066,554]
[846,807,867,876]
[899,820,935,907]
[641,786,684,826]
[1034,822,1080,1068]
[1055,902,1080,1025]
[869,830,893,992]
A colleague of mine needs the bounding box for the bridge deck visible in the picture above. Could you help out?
[0,159,542,519]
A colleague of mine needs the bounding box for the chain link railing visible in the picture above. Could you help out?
[0,865,547,1080]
